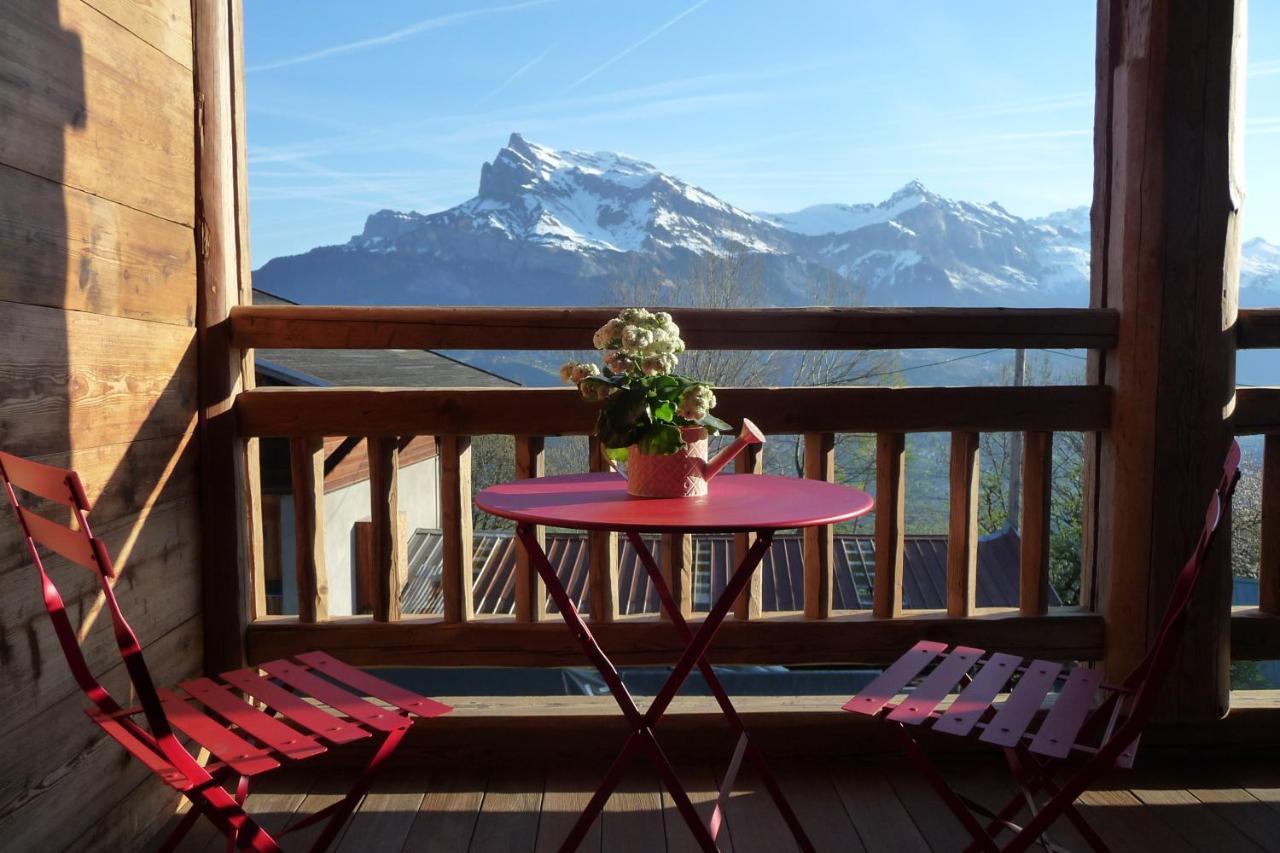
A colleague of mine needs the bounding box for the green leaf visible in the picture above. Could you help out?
[637,423,684,455]
[699,413,732,433]
[652,400,675,422]
[606,446,629,464]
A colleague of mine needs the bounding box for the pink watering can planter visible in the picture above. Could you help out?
[625,419,766,498]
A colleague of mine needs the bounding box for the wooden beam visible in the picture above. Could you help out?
[1261,435,1280,616]
[1231,608,1280,660]
[245,609,1107,668]
[1092,0,1244,720]
[237,385,1110,438]
[439,435,474,623]
[1234,388,1280,433]
[659,533,693,621]
[194,0,251,671]
[803,432,835,619]
[734,442,765,620]
[1236,309,1280,348]
[947,432,980,618]
[288,437,327,622]
[1020,432,1053,617]
[873,433,906,619]
[587,437,619,623]
[230,305,1120,351]
[367,437,404,622]
[513,435,547,623]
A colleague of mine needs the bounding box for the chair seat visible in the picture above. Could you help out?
[89,650,452,790]
[843,640,1137,768]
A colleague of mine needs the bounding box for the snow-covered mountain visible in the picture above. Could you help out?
[253,133,1279,309]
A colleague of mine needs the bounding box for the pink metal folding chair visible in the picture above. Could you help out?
[842,441,1241,853]
[0,450,452,852]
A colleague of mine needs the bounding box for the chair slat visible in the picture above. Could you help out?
[19,506,98,570]
[932,652,1020,737]
[294,651,452,718]
[843,640,948,716]
[260,659,410,732]
[0,451,76,507]
[1029,665,1102,759]
[220,668,370,744]
[887,646,984,726]
[979,660,1063,748]
[88,710,190,790]
[181,677,327,761]
[158,690,280,776]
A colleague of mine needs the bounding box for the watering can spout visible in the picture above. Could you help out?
[702,418,766,482]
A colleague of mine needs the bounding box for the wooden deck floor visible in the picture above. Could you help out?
[157,755,1280,852]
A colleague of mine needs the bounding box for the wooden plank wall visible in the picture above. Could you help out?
[0,0,202,850]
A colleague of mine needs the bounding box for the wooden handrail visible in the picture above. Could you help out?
[1237,309,1280,348]
[237,385,1110,437]
[230,305,1120,351]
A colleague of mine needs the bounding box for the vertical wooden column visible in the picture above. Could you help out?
[439,435,474,623]
[289,437,327,622]
[194,0,257,671]
[588,436,618,622]
[1259,435,1280,615]
[1091,0,1244,719]
[734,442,764,619]
[1020,432,1053,616]
[947,431,980,617]
[514,435,547,622]
[803,432,836,618]
[660,533,693,620]
[368,437,405,622]
[873,432,906,618]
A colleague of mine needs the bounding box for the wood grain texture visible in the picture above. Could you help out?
[659,532,693,621]
[513,435,547,622]
[80,0,193,69]
[246,609,1105,668]
[368,436,405,622]
[1020,432,1053,616]
[802,432,835,619]
[733,442,764,620]
[587,436,619,623]
[230,305,1120,351]
[236,385,1110,438]
[947,432,980,618]
[1261,435,1280,616]
[873,432,906,619]
[0,0,195,225]
[439,435,474,623]
[289,436,327,622]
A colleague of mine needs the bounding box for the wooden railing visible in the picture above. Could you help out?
[232,306,1117,667]
[1229,309,1280,660]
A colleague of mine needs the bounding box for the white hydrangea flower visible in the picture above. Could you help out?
[621,324,654,351]
[603,349,632,373]
[593,318,624,350]
[558,361,575,383]
[569,363,599,384]
[641,353,677,375]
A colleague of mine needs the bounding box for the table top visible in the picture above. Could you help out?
[474,472,874,533]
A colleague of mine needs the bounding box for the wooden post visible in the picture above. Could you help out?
[803,432,836,618]
[587,436,619,622]
[873,432,906,618]
[367,437,405,622]
[439,435,474,623]
[734,442,764,619]
[289,437,327,622]
[660,533,693,621]
[194,0,257,671]
[1020,432,1053,616]
[1260,435,1280,615]
[514,435,547,622]
[1091,0,1244,719]
[947,431,980,617]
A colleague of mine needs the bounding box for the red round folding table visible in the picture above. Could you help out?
[475,470,874,852]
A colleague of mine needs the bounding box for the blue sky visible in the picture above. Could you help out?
[244,1,1280,265]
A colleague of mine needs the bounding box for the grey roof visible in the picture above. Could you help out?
[252,288,518,389]
[400,526,1052,617]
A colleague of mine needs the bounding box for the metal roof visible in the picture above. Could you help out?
[400,526,1053,617]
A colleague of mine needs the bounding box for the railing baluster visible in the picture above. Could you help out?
[874,432,906,618]
[1020,432,1053,616]
[660,533,693,620]
[734,442,765,619]
[439,435,474,623]
[1261,434,1280,615]
[804,432,836,618]
[588,436,619,622]
[368,436,405,622]
[948,431,980,617]
[514,435,547,622]
[288,436,328,622]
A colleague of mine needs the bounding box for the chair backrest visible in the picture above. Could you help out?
[1125,440,1242,718]
[0,449,171,736]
